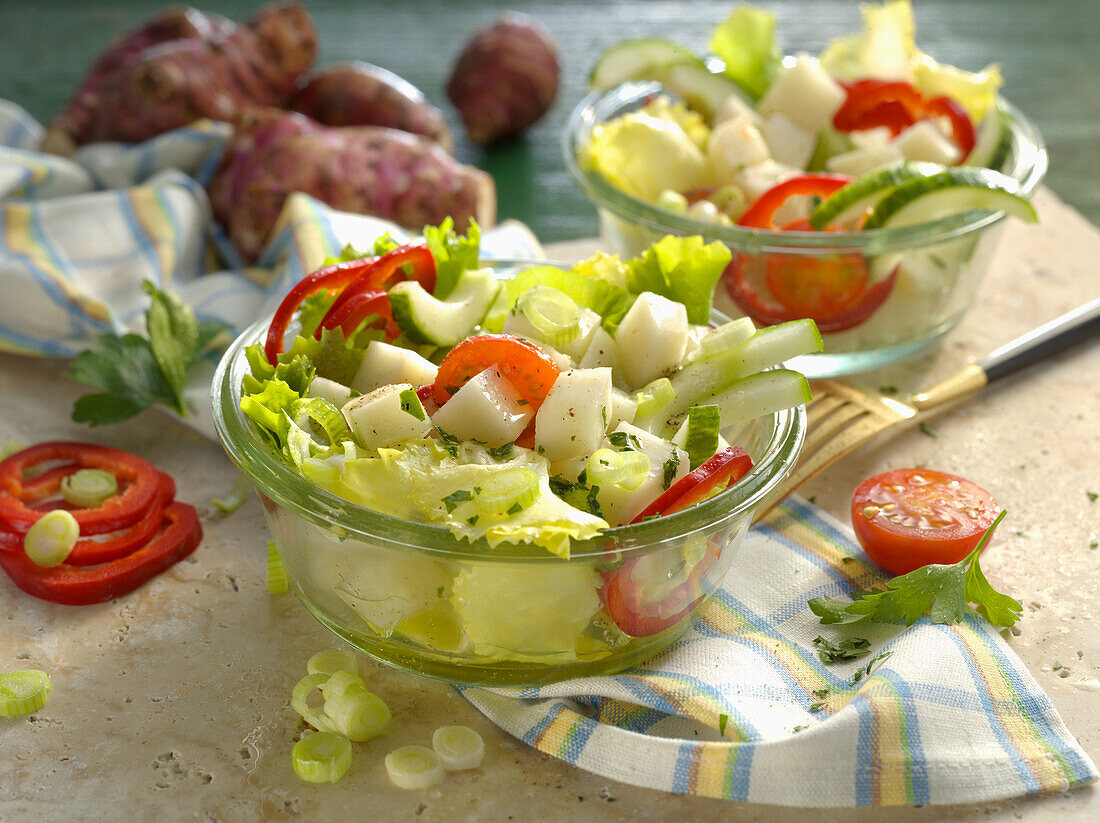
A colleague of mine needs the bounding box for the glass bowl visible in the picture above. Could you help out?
[211,266,806,687]
[564,82,1048,377]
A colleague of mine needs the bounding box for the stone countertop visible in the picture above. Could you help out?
[1,188,1097,822]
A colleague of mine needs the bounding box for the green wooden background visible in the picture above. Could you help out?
[2,0,1097,242]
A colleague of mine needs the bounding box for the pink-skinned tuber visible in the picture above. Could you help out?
[291,61,453,152]
[446,13,560,144]
[48,2,316,148]
[208,108,496,262]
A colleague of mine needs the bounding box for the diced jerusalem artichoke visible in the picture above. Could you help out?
[597,422,689,526]
[534,368,613,461]
[707,114,770,184]
[431,367,532,447]
[892,120,961,165]
[758,54,846,135]
[614,293,689,389]
[762,111,817,171]
[343,383,433,449]
[352,341,438,395]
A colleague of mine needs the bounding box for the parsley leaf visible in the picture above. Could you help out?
[441,489,473,513]
[718,713,729,736]
[662,450,681,490]
[808,511,1020,628]
[812,635,872,664]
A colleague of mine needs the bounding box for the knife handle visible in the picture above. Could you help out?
[980,296,1100,383]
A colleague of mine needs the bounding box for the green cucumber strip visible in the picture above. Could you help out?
[665,369,810,435]
[808,162,944,229]
[697,316,757,359]
[684,405,720,469]
[862,168,1037,229]
[658,59,750,120]
[590,38,696,89]
[388,268,499,346]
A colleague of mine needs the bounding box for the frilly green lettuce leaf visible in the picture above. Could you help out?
[819,0,916,82]
[423,217,481,300]
[708,4,781,99]
[627,235,732,324]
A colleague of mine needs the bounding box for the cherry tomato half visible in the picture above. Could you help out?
[850,468,1000,575]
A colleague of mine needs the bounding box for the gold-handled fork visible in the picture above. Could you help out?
[758,295,1100,517]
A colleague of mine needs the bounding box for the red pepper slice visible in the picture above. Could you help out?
[64,472,175,566]
[632,446,754,522]
[0,501,202,606]
[264,255,379,364]
[833,79,975,161]
[317,244,436,334]
[433,334,561,410]
[316,289,397,340]
[0,442,161,536]
[725,256,899,333]
[737,175,853,230]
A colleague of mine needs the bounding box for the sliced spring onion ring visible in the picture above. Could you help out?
[58,469,118,508]
[698,317,756,359]
[307,649,357,678]
[516,286,582,347]
[266,541,288,595]
[24,510,79,567]
[432,725,484,771]
[474,468,540,516]
[291,673,336,733]
[587,448,651,490]
[324,684,391,742]
[384,745,446,790]
[318,669,362,699]
[633,377,675,420]
[211,477,251,513]
[292,397,349,444]
[292,732,351,784]
[684,405,721,470]
[0,669,51,717]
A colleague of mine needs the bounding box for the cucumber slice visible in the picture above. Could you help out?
[666,370,811,435]
[965,104,1013,172]
[658,60,751,120]
[388,268,500,346]
[682,405,720,469]
[590,39,696,90]
[861,167,1037,230]
[808,162,944,229]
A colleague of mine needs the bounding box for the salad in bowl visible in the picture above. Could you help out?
[213,221,814,685]
[566,1,1046,376]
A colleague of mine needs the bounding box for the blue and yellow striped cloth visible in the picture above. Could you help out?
[2,101,1094,807]
[464,497,1097,806]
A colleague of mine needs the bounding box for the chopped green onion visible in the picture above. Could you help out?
[341,441,359,462]
[709,184,747,218]
[586,448,651,490]
[291,673,336,733]
[633,378,675,420]
[266,541,289,595]
[516,286,582,347]
[0,438,27,460]
[384,745,446,790]
[24,510,79,567]
[655,189,689,214]
[432,725,484,771]
[0,669,51,717]
[58,469,118,508]
[318,669,362,700]
[684,405,721,469]
[699,317,756,359]
[307,649,357,678]
[398,388,426,421]
[293,397,349,444]
[211,477,251,513]
[284,415,316,468]
[292,732,352,784]
[474,468,540,516]
[324,683,391,742]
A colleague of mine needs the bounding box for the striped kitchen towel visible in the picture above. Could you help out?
[0,101,542,361]
[463,496,1097,807]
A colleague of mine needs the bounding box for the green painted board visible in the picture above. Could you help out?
[2,0,1096,241]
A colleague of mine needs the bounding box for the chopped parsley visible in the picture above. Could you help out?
[849,651,893,685]
[441,489,473,513]
[466,515,479,526]
[607,430,641,452]
[919,422,938,438]
[436,586,445,598]
[879,385,898,395]
[506,502,523,516]
[662,450,681,490]
[1088,491,1098,503]
[488,442,514,459]
[718,713,729,736]
[792,724,808,733]
[812,635,871,664]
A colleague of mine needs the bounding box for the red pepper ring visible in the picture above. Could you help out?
[632,446,754,522]
[18,463,81,500]
[0,442,161,536]
[65,472,176,566]
[923,95,977,162]
[0,501,202,606]
[317,244,436,334]
[317,289,396,340]
[737,174,853,230]
[264,255,379,364]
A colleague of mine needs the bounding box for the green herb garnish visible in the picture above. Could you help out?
[441,489,473,513]
[718,713,729,736]
[812,635,872,664]
[662,451,681,490]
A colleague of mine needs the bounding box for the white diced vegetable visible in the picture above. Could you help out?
[706,114,770,184]
[342,383,433,449]
[307,376,352,408]
[762,111,817,171]
[352,341,438,395]
[607,387,637,430]
[712,92,762,127]
[597,422,689,525]
[578,325,620,371]
[825,144,904,177]
[534,368,613,461]
[850,126,894,150]
[614,292,689,388]
[431,367,532,447]
[733,159,801,204]
[892,120,961,165]
[758,54,846,134]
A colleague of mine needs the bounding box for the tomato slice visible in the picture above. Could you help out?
[632,446,753,522]
[432,334,561,410]
[600,553,710,638]
[264,255,379,363]
[850,468,1000,575]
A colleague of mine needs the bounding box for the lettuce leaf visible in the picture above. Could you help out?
[912,53,1003,123]
[819,0,916,82]
[424,217,481,300]
[709,4,781,99]
[505,264,634,332]
[626,235,732,325]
